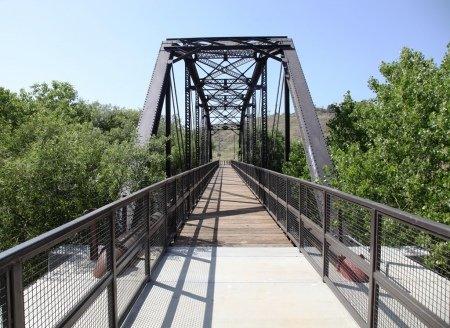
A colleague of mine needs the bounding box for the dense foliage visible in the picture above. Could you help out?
[281,140,310,180]
[282,46,449,272]
[0,81,165,251]
[283,46,449,225]
[328,47,449,225]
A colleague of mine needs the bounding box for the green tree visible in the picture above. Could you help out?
[327,46,449,273]
[267,130,285,172]
[0,82,165,251]
[282,141,310,180]
[327,92,369,152]
[329,47,449,225]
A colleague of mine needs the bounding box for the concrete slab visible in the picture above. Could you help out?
[123,246,357,328]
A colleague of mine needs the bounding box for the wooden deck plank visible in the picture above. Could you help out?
[174,165,291,247]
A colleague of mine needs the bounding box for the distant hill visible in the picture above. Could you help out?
[213,109,334,160]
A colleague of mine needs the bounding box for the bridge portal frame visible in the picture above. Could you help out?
[137,36,332,180]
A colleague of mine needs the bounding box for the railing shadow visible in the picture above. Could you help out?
[123,167,224,327]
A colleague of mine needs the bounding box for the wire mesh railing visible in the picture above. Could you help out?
[0,161,218,328]
[231,160,449,328]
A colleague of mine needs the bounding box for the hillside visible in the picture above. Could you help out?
[213,110,334,160]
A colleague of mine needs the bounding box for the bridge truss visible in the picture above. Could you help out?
[137,36,332,180]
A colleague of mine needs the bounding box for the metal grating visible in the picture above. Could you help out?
[72,288,109,328]
[303,225,323,270]
[379,214,449,325]
[287,210,299,242]
[329,195,372,262]
[23,218,111,328]
[150,221,167,271]
[301,185,322,227]
[287,180,300,211]
[267,193,276,218]
[328,249,369,323]
[117,243,147,318]
[277,201,287,228]
[375,285,427,328]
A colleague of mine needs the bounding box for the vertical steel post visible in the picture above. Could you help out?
[10,264,25,328]
[338,209,344,242]
[251,92,257,165]
[246,106,250,163]
[285,177,289,231]
[238,129,242,161]
[261,63,268,168]
[164,182,169,246]
[4,271,12,328]
[89,222,99,261]
[368,210,381,327]
[208,129,212,161]
[298,183,304,250]
[322,191,330,280]
[233,133,236,160]
[284,78,290,162]
[165,80,171,177]
[275,174,279,220]
[195,94,200,167]
[185,65,191,170]
[108,211,118,328]
[200,107,205,165]
[145,192,151,276]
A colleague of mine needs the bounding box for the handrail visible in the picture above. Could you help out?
[232,161,449,239]
[0,160,219,328]
[231,160,449,328]
[0,161,217,269]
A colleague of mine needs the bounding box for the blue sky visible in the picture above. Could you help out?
[0,0,448,109]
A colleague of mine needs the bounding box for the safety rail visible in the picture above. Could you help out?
[0,161,219,328]
[232,161,449,328]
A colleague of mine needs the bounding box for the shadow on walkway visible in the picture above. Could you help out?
[123,168,224,327]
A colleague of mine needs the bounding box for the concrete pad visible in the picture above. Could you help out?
[123,246,357,327]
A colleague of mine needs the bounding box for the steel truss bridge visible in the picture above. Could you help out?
[137,36,331,180]
[0,37,448,328]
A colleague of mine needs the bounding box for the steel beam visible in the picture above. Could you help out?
[208,129,212,161]
[240,57,267,125]
[246,106,250,163]
[238,129,242,161]
[283,43,332,180]
[198,58,249,81]
[261,64,268,168]
[200,107,205,165]
[184,58,211,129]
[185,66,192,170]
[137,43,172,145]
[195,93,200,167]
[284,78,290,162]
[251,92,257,164]
[165,81,171,177]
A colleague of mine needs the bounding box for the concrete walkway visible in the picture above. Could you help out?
[123,247,357,327]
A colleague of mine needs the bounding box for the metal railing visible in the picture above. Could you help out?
[232,161,449,328]
[0,161,219,328]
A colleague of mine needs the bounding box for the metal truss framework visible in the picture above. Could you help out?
[137,36,332,180]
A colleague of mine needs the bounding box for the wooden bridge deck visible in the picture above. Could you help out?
[174,165,291,247]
